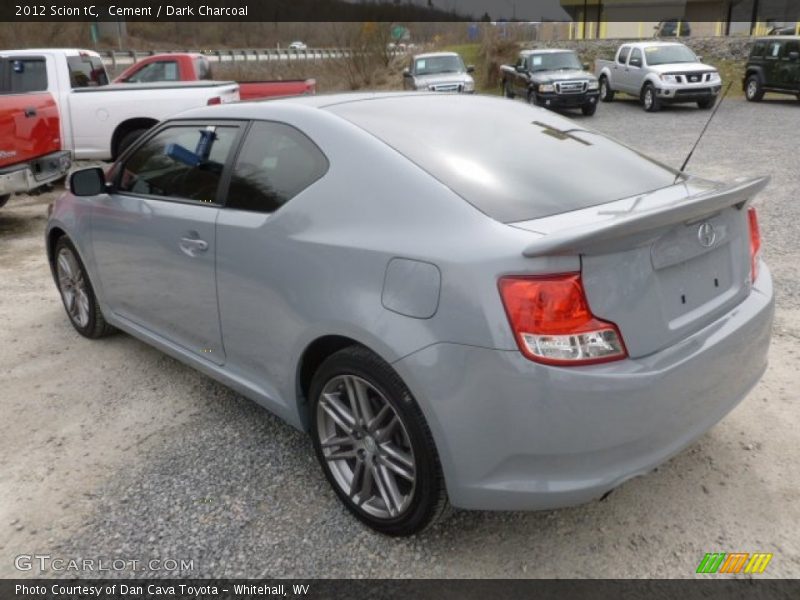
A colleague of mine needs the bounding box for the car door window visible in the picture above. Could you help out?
[784,41,799,56]
[226,121,328,213]
[629,48,642,67]
[126,61,178,83]
[117,125,238,204]
[617,47,630,64]
[767,42,782,59]
[751,42,766,57]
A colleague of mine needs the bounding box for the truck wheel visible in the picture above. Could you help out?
[526,90,540,106]
[0,195,9,209]
[599,77,614,102]
[697,98,715,110]
[581,102,597,116]
[745,75,764,102]
[642,84,661,112]
[503,80,515,99]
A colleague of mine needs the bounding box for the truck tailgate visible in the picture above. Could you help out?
[0,92,61,168]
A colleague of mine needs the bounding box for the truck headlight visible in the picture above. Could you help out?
[587,80,599,90]
[463,79,474,92]
[539,83,555,93]
[708,71,721,83]
[659,74,679,83]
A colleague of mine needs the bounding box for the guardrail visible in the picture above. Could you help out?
[98,47,409,68]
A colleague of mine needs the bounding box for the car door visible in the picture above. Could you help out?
[764,40,782,87]
[90,121,243,365]
[623,47,644,94]
[214,120,329,408]
[779,40,800,91]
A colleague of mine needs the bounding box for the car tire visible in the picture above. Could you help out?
[745,75,764,102]
[697,97,715,110]
[53,236,115,339]
[527,89,540,106]
[503,80,515,99]
[599,76,614,102]
[0,194,10,209]
[310,345,449,536]
[581,102,597,116]
[116,128,148,158]
[642,83,661,112]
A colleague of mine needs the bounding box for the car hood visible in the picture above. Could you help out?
[648,62,716,74]
[531,69,597,82]
[413,72,473,85]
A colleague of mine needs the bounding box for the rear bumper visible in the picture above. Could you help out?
[0,151,71,196]
[393,265,774,511]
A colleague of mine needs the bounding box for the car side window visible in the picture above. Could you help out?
[226,121,328,214]
[117,125,238,205]
[617,47,630,64]
[629,48,642,66]
[784,41,799,56]
[751,42,766,57]
[126,61,178,83]
[767,42,782,58]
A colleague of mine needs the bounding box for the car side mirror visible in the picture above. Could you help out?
[515,64,525,72]
[69,167,109,196]
[582,62,590,70]
[630,58,642,67]
[789,51,800,61]
[696,55,703,62]
[402,68,412,77]
[466,65,475,73]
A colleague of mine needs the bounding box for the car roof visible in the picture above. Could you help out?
[620,41,686,49]
[520,48,576,55]
[755,35,800,40]
[0,48,101,57]
[412,52,460,59]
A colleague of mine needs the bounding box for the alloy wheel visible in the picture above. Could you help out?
[56,247,90,328]
[316,374,416,520]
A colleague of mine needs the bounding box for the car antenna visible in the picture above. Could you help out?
[675,81,733,183]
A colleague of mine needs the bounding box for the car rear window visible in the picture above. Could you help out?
[328,95,680,223]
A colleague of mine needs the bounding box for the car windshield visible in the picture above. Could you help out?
[529,52,582,72]
[645,45,698,65]
[414,55,465,75]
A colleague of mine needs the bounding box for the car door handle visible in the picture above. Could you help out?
[24,107,37,117]
[179,237,208,256]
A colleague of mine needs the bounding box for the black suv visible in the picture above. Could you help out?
[744,36,800,102]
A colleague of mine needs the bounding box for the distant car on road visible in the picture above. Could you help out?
[743,36,800,102]
[403,51,475,93]
[49,92,773,536]
[595,42,721,111]
[500,49,600,115]
[288,41,308,51]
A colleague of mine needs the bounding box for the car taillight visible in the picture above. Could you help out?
[748,206,761,283]
[207,96,222,105]
[498,274,627,366]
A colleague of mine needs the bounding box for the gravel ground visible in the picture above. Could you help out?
[1,94,799,579]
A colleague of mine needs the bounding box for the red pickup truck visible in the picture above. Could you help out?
[113,53,316,100]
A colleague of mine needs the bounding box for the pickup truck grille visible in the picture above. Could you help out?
[429,83,463,93]
[555,80,587,94]
[666,72,715,84]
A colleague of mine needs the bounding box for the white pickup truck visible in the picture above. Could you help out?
[595,42,722,112]
[0,48,239,203]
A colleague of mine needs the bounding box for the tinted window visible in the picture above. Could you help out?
[125,61,179,83]
[194,57,211,80]
[3,58,47,93]
[751,41,766,57]
[67,56,108,88]
[767,42,782,58]
[617,47,630,64]
[118,125,238,204]
[784,41,799,55]
[330,95,680,223]
[629,48,643,65]
[226,121,328,213]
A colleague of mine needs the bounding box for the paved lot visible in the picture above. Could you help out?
[1,95,798,579]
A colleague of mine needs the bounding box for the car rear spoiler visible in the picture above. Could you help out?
[521,176,769,257]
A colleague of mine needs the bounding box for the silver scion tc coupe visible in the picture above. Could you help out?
[47,93,774,535]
